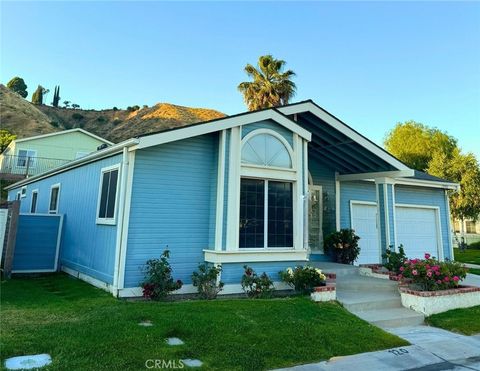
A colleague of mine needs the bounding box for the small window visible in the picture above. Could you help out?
[31,190,38,213]
[466,221,476,234]
[16,192,21,201]
[20,186,27,198]
[49,184,60,214]
[17,149,37,167]
[453,220,461,233]
[97,165,120,224]
[241,133,292,168]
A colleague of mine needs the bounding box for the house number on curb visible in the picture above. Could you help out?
[388,349,409,356]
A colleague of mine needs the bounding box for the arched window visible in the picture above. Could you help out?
[241,133,292,168]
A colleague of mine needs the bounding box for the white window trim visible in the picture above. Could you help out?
[30,189,39,213]
[96,164,121,225]
[239,177,295,250]
[49,183,61,214]
[20,186,27,198]
[203,249,309,264]
[17,149,37,168]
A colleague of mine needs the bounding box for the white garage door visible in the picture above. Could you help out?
[395,206,440,260]
[351,202,380,265]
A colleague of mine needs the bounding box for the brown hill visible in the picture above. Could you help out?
[0,84,226,143]
[0,84,55,137]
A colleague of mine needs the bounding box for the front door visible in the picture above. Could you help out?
[351,202,380,264]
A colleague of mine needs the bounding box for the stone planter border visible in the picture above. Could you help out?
[399,285,480,316]
[311,273,336,302]
[359,264,399,281]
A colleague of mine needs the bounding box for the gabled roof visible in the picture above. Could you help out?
[277,100,410,172]
[13,128,113,145]
[135,108,311,149]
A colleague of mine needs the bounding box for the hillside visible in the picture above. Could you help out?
[0,84,56,137]
[0,84,226,143]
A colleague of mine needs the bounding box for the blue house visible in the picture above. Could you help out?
[7,101,458,297]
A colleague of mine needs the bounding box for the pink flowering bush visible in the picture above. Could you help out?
[399,253,467,291]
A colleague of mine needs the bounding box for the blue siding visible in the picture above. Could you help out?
[377,184,387,249]
[395,185,452,260]
[309,155,336,235]
[13,215,62,271]
[8,154,122,283]
[124,134,217,288]
[242,120,293,146]
[339,181,376,229]
[221,261,307,284]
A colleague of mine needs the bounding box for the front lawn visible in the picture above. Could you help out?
[426,306,480,335]
[0,274,407,370]
[454,248,480,265]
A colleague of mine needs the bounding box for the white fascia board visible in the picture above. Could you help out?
[136,109,311,150]
[278,102,410,171]
[394,178,460,191]
[5,138,139,190]
[338,170,415,182]
[14,128,113,145]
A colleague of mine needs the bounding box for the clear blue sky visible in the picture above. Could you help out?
[1,1,479,157]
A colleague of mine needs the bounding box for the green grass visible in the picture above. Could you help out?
[0,274,407,370]
[454,248,480,265]
[426,306,480,335]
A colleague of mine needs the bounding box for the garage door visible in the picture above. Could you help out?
[395,206,440,260]
[351,202,380,265]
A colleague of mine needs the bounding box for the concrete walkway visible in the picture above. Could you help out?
[274,326,480,371]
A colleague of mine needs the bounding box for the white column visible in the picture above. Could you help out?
[214,130,226,251]
[226,127,241,251]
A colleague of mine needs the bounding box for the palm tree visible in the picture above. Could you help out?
[238,55,296,111]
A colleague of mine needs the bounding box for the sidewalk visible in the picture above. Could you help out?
[274,326,480,371]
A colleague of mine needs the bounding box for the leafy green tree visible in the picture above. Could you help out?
[0,129,17,152]
[6,77,28,98]
[63,100,70,108]
[72,103,80,109]
[384,121,457,171]
[238,55,296,111]
[31,85,44,105]
[428,149,480,222]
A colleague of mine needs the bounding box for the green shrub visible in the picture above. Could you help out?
[382,245,407,273]
[400,253,467,291]
[72,113,84,120]
[279,266,326,294]
[112,118,122,126]
[127,105,140,112]
[469,241,480,249]
[112,106,118,111]
[191,263,224,299]
[324,229,361,264]
[50,121,59,128]
[241,265,274,298]
[141,250,183,300]
[96,116,106,123]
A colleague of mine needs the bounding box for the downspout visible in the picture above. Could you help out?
[112,147,129,297]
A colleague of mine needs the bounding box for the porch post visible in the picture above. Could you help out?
[375,178,396,260]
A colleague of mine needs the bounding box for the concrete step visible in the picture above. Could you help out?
[337,290,402,311]
[352,307,425,328]
[336,276,399,292]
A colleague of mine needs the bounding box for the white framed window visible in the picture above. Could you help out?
[96,164,121,225]
[241,131,293,169]
[20,186,27,198]
[30,190,38,213]
[17,149,37,168]
[466,221,476,234]
[239,178,294,248]
[75,151,90,159]
[49,183,61,214]
[16,192,21,201]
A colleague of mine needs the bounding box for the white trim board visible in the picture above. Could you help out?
[136,109,312,150]
[203,249,309,264]
[278,102,410,171]
[62,266,116,294]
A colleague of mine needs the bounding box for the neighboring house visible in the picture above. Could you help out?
[0,129,113,181]
[6,101,458,297]
[453,219,480,246]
